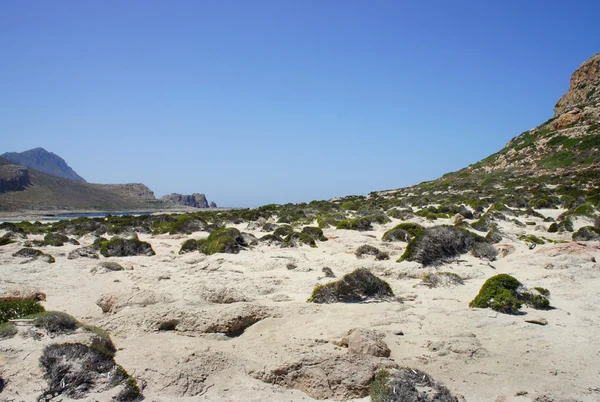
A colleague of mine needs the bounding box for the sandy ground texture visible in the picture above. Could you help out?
[1,211,599,402]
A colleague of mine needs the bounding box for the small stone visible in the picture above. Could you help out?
[393,330,404,336]
[524,318,548,326]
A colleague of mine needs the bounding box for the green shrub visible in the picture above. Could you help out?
[202,236,240,254]
[355,244,380,258]
[283,232,317,248]
[273,225,294,237]
[375,251,390,261]
[307,268,394,303]
[469,274,522,314]
[32,311,79,334]
[301,226,328,241]
[179,238,206,254]
[43,232,69,246]
[572,204,595,216]
[400,225,485,266]
[336,218,373,231]
[533,287,550,296]
[469,274,550,314]
[0,237,14,246]
[420,272,464,288]
[370,367,458,401]
[0,322,18,339]
[0,299,46,323]
[518,234,545,245]
[369,369,390,402]
[317,216,341,228]
[485,228,502,244]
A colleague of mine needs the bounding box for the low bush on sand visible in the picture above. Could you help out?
[38,343,141,401]
[0,299,45,323]
[307,268,394,303]
[32,311,79,334]
[469,274,550,314]
[383,223,424,242]
[471,242,498,260]
[399,226,485,266]
[0,322,18,339]
[283,232,317,248]
[302,226,328,242]
[355,244,381,258]
[420,272,464,288]
[370,367,459,402]
[336,218,373,231]
[178,238,206,254]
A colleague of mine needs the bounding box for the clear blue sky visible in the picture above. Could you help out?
[1,1,599,207]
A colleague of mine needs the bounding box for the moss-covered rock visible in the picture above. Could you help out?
[99,238,155,257]
[572,226,600,241]
[12,247,55,263]
[547,222,559,233]
[307,268,394,303]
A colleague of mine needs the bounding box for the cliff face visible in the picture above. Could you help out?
[554,53,600,116]
[1,147,86,182]
[462,52,600,176]
[0,164,30,192]
[160,193,210,208]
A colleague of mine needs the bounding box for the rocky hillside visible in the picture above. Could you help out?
[364,52,600,211]
[2,147,87,182]
[0,164,30,192]
[0,156,166,212]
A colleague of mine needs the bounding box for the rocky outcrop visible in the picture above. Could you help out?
[0,164,30,192]
[2,147,86,182]
[253,354,398,400]
[160,193,210,208]
[554,53,600,116]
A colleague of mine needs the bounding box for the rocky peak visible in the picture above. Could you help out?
[1,147,86,182]
[554,52,600,117]
[160,193,211,208]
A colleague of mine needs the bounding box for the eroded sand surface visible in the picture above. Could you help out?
[1,212,600,401]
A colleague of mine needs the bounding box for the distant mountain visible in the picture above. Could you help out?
[0,156,167,212]
[1,147,86,182]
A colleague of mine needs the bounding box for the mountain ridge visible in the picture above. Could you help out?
[1,147,87,182]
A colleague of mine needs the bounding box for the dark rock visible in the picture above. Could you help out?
[68,247,99,260]
[210,201,217,208]
[100,238,155,257]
